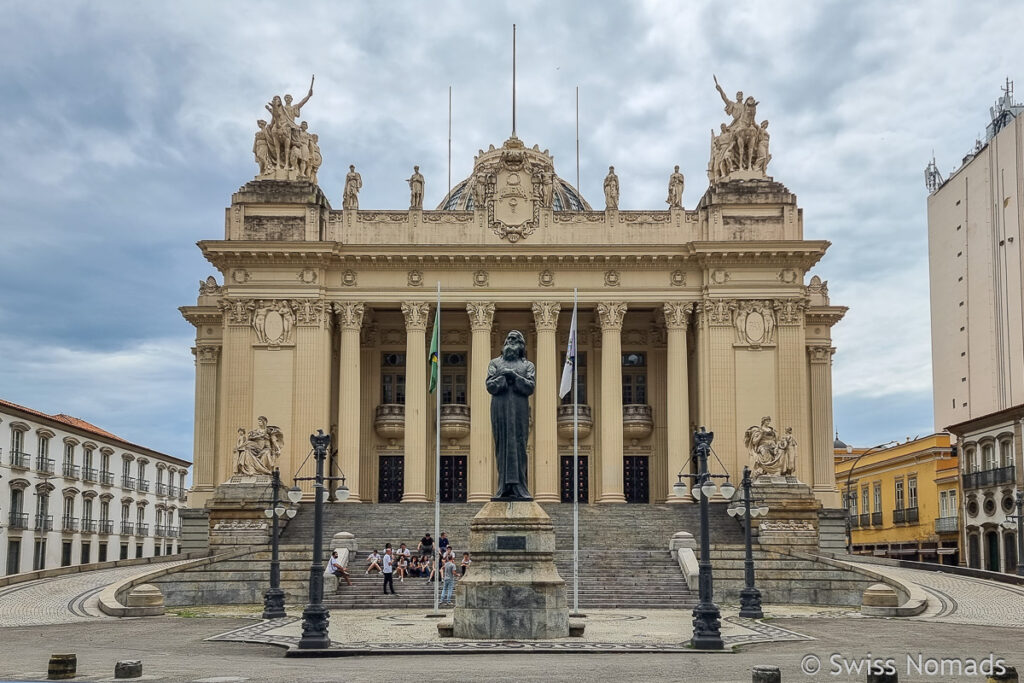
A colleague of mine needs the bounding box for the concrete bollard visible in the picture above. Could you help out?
[47,654,76,680]
[114,660,143,679]
[867,671,898,683]
[989,665,1019,682]
[752,665,781,683]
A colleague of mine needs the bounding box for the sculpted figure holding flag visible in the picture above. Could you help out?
[486,330,536,500]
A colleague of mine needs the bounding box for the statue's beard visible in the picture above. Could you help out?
[503,347,516,360]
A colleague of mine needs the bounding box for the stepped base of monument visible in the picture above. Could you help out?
[448,501,576,639]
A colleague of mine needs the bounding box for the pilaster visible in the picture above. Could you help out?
[218,299,254,486]
[597,302,627,503]
[467,302,496,502]
[290,299,331,493]
[808,344,840,505]
[334,302,365,502]
[401,301,431,503]
[775,299,810,482]
[697,299,737,479]
[664,302,691,503]
[192,344,221,499]
[531,301,560,502]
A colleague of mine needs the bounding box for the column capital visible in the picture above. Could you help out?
[698,298,735,327]
[597,302,628,330]
[531,301,561,331]
[292,299,329,327]
[193,345,221,364]
[775,298,808,326]
[218,298,254,326]
[401,301,432,331]
[466,301,496,331]
[807,344,835,364]
[663,302,692,330]
[333,301,365,330]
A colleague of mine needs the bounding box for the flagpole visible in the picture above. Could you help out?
[434,281,441,615]
[572,287,580,617]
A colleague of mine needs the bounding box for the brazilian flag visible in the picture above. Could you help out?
[428,305,440,393]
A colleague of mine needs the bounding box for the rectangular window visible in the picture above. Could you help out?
[1001,440,1014,468]
[983,444,996,470]
[135,545,143,559]
[861,486,869,513]
[61,541,72,567]
[33,539,46,571]
[99,542,108,562]
[64,442,75,466]
[873,483,882,513]
[122,459,131,479]
[101,452,110,474]
[38,436,49,458]
[83,499,93,523]
[81,542,90,565]
[895,480,905,510]
[100,501,110,522]
[11,429,24,455]
[120,544,128,560]
[622,352,647,405]
[440,352,468,404]
[137,462,145,481]
[7,540,21,575]
[908,477,918,508]
[949,489,957,515]
[848,488,857,516]
[560,352,588,404]
[84,448,93,472]
[381,352,407,404]
[939,490,948,518]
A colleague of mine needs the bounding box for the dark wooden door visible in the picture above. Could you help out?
[623,455,649,503]
[560,455,588,503]
[378,455,405,503]
[6,540,20,575]
[439,455,467,503]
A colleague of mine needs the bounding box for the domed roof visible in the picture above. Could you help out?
[834,432,849,450]
[437,137,591,211]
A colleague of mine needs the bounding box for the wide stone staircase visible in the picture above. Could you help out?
[277,502,742,610]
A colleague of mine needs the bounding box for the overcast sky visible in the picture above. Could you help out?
[0,1,1020,464]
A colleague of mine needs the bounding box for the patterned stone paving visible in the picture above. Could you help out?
[0,558,192,627]
[207,609,814,654]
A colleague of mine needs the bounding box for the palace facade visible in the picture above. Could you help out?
[183,87,846,510]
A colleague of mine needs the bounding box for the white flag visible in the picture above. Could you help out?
[559,300,578,399]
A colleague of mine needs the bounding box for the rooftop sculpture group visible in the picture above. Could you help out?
[708,76,771,183]
[252,76,322,182]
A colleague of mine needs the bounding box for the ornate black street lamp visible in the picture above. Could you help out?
[673,427,735,650]
[1000,491,1024,576]
[289,430,350,650]
[262,468,297,619]
[727,466,769,619]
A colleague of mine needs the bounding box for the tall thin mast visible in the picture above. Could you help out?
[512,24,517,137]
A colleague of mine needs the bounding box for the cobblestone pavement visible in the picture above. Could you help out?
[0,559,192,627]
[846,561,1024,627]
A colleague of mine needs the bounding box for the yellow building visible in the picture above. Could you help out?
[834,434,960,564]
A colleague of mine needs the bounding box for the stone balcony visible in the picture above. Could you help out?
[622,404,654,440]
[557,404,593,441]
[374,404,406,441]
[439,404,470,443]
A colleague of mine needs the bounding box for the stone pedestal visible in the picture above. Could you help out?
[449,501,573,639]
[206,478,274,547]
[751,478,822,549]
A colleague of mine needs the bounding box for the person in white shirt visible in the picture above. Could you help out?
[366,549,382,574]
[327,550,352,588]
[381,548,396,594]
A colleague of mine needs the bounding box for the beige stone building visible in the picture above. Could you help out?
[182,84,846,510]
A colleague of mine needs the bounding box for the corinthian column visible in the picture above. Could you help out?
[663,302,691,503]
[467,302,495,502]
[808,344,839,502]
[597,302,627,503]
[334,302,365,502]
[531,301,560,502]
[401,301,431,503]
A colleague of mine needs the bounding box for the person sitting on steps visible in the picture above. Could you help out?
[327,550,352,589]
[366,549,382,574]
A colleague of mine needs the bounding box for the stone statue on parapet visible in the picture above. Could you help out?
[486,330,536,500]
[407,165,425,209]
[709,75,771,183]
[343,164,363,210]
[233,416,284,477]
[744,416,797,478]
[666,165,685,208]
[603,166,619,210]
[254,76,321,182]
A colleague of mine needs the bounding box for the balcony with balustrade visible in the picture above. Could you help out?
[156,482,168,496]
[10,449,30,470]
[8,511,28,530]
[963,465,1016,490]
[439,404,471,443]
[61,516,78,532]
[374,404,405,441]
[34,515,53,531]
[155,525,167,537]
[137,479,150,493]
[137,523,149,536]
[557,404,593,440]
[871,511,882,526]
[36,457,55,474]
[62,462,80,479]
[121,475,136,490]
[82,467,97,483]
[935,516,959,534]
[99,519,114,534]
[100,471,114,486]
[622,404,654,440]
[81,519,97,533]
[120,521,135,535]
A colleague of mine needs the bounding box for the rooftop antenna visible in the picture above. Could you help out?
[512,24,517,137]
[576,86,580,193]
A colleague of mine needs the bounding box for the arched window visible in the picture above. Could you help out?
[982,443,996,471]
[1001,440,1014,468]
[965,447,977,473]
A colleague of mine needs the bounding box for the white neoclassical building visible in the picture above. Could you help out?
[0,398,190,575]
